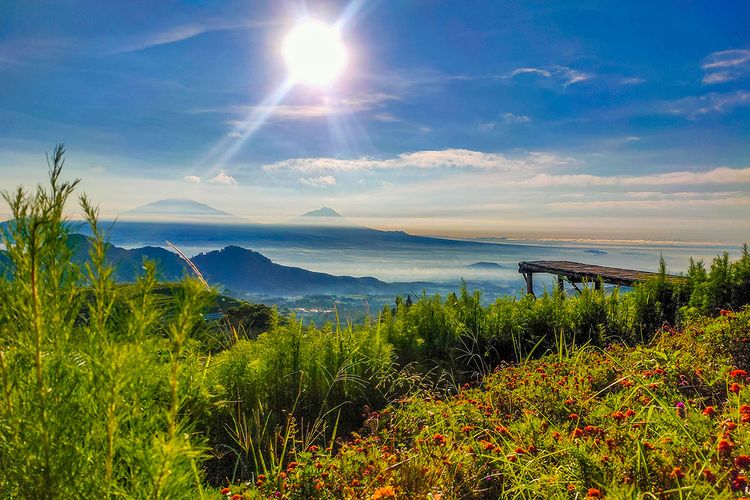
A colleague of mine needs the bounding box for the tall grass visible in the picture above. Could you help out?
[0,146,208,498]
[1,146,749,496]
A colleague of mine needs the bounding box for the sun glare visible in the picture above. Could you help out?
[283,20,348,86]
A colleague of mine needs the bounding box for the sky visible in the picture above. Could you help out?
[1,0,749,243]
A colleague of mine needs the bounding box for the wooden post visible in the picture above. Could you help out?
[523,272,534,296]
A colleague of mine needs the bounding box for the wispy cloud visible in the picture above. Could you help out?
[203,92,401,123]
[521,166,750,187]
[549,196,750,210]
[110,19,271,54]
[209,172,237,185]
[372,112,400,122]
[507,65,592,87]
[264,149,575,174]
[667,90,750,118]
[702,49,750,84]
[183,175,201,183]
[502,112,531,124]
[300,175,337,188]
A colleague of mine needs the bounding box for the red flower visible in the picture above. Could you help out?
[231,495,242,500]
[572,427,585,438]
[611,411,626,421]
[736,455,750,468]
[730,382,743,394]
[514,447,527,454]
[718,438,734,455]
[220,487,231,495]
[703,469,716,482]
[731,369,748,378]
[568,413,580,420]
[433,433,446,445]
[670,467,685,480]
[586,487,602,498]
[720,309,734,317]
[703,406,716,416]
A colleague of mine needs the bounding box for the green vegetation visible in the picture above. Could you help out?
[1,148,749,498]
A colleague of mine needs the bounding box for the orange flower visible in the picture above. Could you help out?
[670,467,685,480]
[703,406,716,416]
[220,487,231,495]
[718,438,734,455]
[371,486,397,499]
[611,411,626,421]
[732,369,748,378]
[736,455,750,469]
[568,413,580,420]
[230,495,242,500]
[586,487,602,498]
[433,433,446,445]
[730,383,742,394]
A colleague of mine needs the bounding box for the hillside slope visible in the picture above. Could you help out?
[230,309,750,499]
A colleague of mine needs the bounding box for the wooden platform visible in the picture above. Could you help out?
[518,260,679,295]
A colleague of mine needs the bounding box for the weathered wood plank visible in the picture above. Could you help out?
[518,260,683,288]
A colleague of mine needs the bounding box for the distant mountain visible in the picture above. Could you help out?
[300,207,342,218]
[467,261,504,269]
[192,245,392,296]
[123,199,247,223]
[67,234,189,281]
[62,234,394,297]
[289,207,355,227]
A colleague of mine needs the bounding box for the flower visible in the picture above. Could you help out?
[737,455,750,469]
[220,487,231,495]
[732,369,748,378]
[670,467,685,480]
[703,406,716,416]
[718,438,734,455]
[730,382,742,394]
[230,495,242,500]
[433,433,446,445]
[586,487,602,498]
[702,469,716,482]
[371,486,397,499]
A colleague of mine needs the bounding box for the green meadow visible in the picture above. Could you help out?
[2,150,750,498]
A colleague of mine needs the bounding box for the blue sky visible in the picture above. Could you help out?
[1,0,749,242]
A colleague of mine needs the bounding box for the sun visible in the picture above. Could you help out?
[283,20,348,86]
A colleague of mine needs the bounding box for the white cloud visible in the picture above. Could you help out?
[508,65,592,87]
[217,92,401,123]
[372,112,400,122]
[110,19,271,54]
[668,91,750,118]
[702,49,750,84]
[549,197,750,210]
[502,112,531,124]
[300,175,337,188]
[209,172,237,185]
[521,166,750,187]
[90,165,105,174]
[263,149,576,174]
[183,175,201,183]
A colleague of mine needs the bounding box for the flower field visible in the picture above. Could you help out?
[225,309,750,499]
